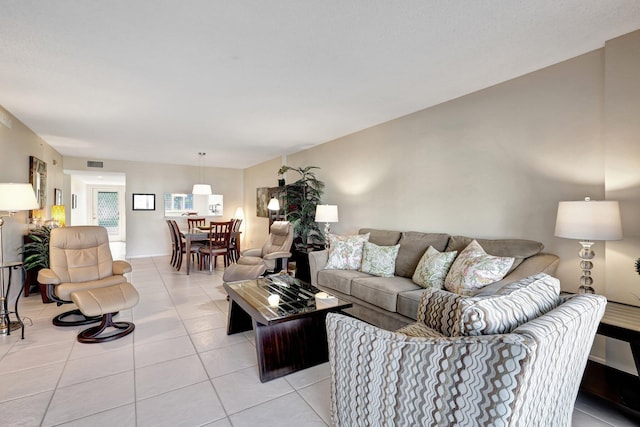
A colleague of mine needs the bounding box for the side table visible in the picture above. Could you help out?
[580,300,640,418]
[292,245,324,283]
[0,261,26,339]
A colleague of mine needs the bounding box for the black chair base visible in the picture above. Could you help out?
[52,308,109,327]
[77,312,135,343]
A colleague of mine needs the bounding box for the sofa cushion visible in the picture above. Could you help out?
[458,273,561,336]
[445,235,543,273]
[361,242,400,277]
[317,269,372,295]
[351,276,419,312]
[396,289,425,320]
[359,228,401,246]
[395,232,450,278]
[325,233,370,270]
[444,240,514,295]
[412,246,458,289]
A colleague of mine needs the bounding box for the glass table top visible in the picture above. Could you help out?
[225,273,350,323]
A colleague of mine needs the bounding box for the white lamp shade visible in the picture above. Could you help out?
[0,183,40,211]
[192,184,212,195]
[234,207,244,220]
[555,199,622,241]
[315,204,339,223]
[267,198,280,211]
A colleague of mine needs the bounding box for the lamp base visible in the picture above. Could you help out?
[577,241,595,294]
[324,223,331,248]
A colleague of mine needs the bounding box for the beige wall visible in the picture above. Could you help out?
[0,106,63,265]
[244,31,640,374]
[63,157,244,258]
[259,49,606,293]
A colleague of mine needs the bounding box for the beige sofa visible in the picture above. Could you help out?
[309,228,559,330]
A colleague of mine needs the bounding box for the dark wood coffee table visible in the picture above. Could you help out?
[223,274,352,382]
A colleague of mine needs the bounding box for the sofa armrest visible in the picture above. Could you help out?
[37,268,61,285]
[113,260,132,275]
[326,312,531,426]
[473,253,560,296]
[308,249,329,286]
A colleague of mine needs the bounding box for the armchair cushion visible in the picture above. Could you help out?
[56,275,128,301]
[410,273,561,337]
[457,273,561,336]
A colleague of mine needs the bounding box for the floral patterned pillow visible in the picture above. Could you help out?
[412,246,458,289]
[325,233,370,270]
[360,242,400,277]
[444,240,514,295]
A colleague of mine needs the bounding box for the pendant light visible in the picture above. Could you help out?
[192,152,212,195]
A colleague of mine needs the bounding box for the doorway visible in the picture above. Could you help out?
[67,171,127,250]
[90,186,125,241]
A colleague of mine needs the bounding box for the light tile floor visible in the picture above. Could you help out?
[0,254,638,426]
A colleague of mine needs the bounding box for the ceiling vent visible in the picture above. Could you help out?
[87,160,104,168]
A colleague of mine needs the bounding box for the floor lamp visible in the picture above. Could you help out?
[554,197,622,294]
[0,183,40,333]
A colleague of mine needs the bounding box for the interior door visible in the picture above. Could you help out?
[91,187,124,241]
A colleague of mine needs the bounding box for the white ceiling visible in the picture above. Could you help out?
[1,1,639,169]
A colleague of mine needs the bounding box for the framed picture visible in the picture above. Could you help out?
[132,193,155,211]
[29,156,47,212]
[54,188,62,205]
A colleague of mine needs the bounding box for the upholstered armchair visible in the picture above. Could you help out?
[38,226,132,326]
[237,221,293,273]
[326,293,606,427]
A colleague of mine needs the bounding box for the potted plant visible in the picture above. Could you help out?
[278,165,325,248]
[21,226,52,302]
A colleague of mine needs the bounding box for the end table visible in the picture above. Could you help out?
[0,261,26,339]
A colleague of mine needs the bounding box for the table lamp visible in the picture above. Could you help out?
[554,197,622,294]
[51,205,66,227]
[0,183,41,264]
[315,204,339,243]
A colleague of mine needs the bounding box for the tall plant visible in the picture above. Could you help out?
[278,165,325,247]
[22,226,52,271]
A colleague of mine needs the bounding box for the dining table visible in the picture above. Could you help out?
[180,227,241,275]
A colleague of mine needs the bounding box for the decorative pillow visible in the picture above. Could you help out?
[412,246,458,289]
[360,242,400,277]
[457,273,561,336]
[444,240,514,295]
[325,233,370,270]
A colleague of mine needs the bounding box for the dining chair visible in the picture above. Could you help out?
[166,219,179,268]
[199,220,233,271]
[228,218,243,262]
[187,217,206,229]
[168,219,199,271]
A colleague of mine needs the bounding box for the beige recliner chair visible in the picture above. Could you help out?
[237,221,294,273]
[38,226,139,342]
